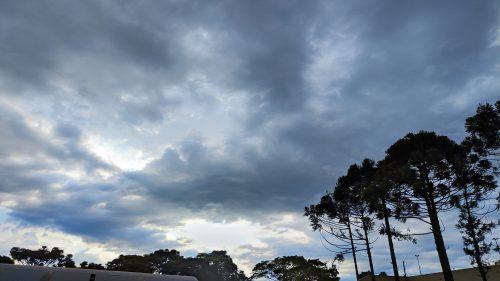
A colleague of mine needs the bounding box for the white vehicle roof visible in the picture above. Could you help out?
[0,263,198,281]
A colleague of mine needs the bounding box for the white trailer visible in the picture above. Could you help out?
[0,264,198,281]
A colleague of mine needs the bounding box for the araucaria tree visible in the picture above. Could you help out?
[450,101,500,281]
[364,159,421,281]
[333,160,378,281]
[306,160,379,281]
[382,131,463,281]
[464,100,500,166]
[305,192,364,280]
[452,150,496,281]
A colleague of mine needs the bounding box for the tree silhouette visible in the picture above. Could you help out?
[162,251,248,281]
[450,102,500,281]
[464,100,500,166]
[364,158,433,281]
[333,160,378,281]
[9,246,75,267]
[80,261,105,270]
[382,131,463,281]
[0,255,14,264]
[106,254,151,273]
[251,255,339,281]
[146,249,182,274]
[305,189,368,280]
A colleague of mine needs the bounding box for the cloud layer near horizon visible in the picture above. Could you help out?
[0,0,499,278]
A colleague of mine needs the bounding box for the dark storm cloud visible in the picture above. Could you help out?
[7,181,159,244]
[219,0,319,115]
[126,136,327,218]
[0,105,114,194]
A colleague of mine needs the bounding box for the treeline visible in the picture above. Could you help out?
[305,100,500,281]
[0,246,340,281]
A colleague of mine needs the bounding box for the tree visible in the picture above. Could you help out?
[0,255,14,264]
[333,160,378,281]
[10,246,75,267]
[146,249,181,274]
[58,254,76,268]
[162,251,248,281]
[250,255,339,281]
[358,271,372,279]
[106,254,152,273]
[464,100,500,164]
[105,249,182,274]
[80,261,105,270]
[382,131,464,281]
[365,159,428,281]
[305,192,363,280]
[449,106,499,281]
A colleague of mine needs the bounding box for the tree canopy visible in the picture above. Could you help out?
[251,255,339,281]
[9,246,75,268]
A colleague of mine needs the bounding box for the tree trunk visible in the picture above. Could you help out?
[426,196,454,281]
[472,233,488,281]
[382,199,400,281]
[347,218,360,280]
[362,219,376,281]
[464,193,488,281]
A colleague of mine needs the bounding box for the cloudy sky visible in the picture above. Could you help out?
[0,0,499,279]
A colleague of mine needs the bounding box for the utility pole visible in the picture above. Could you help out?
[415,254,422,275]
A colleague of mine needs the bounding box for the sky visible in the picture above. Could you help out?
[0,0,499,279]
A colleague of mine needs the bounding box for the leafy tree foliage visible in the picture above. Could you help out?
[106,249,184,274]
[105,250,247,281]
[0,255,14,264]
[464,100,500,164]
[250,255,339,281]
[163,251,248,281]
[333,160,378,281]
[305,192,363,280]
[80,261,105,270]
[146,249,182,274]
[449,101,500,281]
[9,246,75,267]
[106,254,154,273]
[306,160,384,281]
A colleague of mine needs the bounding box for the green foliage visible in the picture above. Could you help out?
[146,249,182,274]
[383,131,463,218]
[105,250,247,281]
[163,250,248,281]
[449,101,500,281]
[0,255,14,264]
[9,246,75,267]
[464,100,500,162]
[80,261,105,270]
[250,255,339,281]
[378,131,464,281]
[106,254,151,273]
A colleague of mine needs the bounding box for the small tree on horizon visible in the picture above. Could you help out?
[250,255,339,281]
[9,246,75,268]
